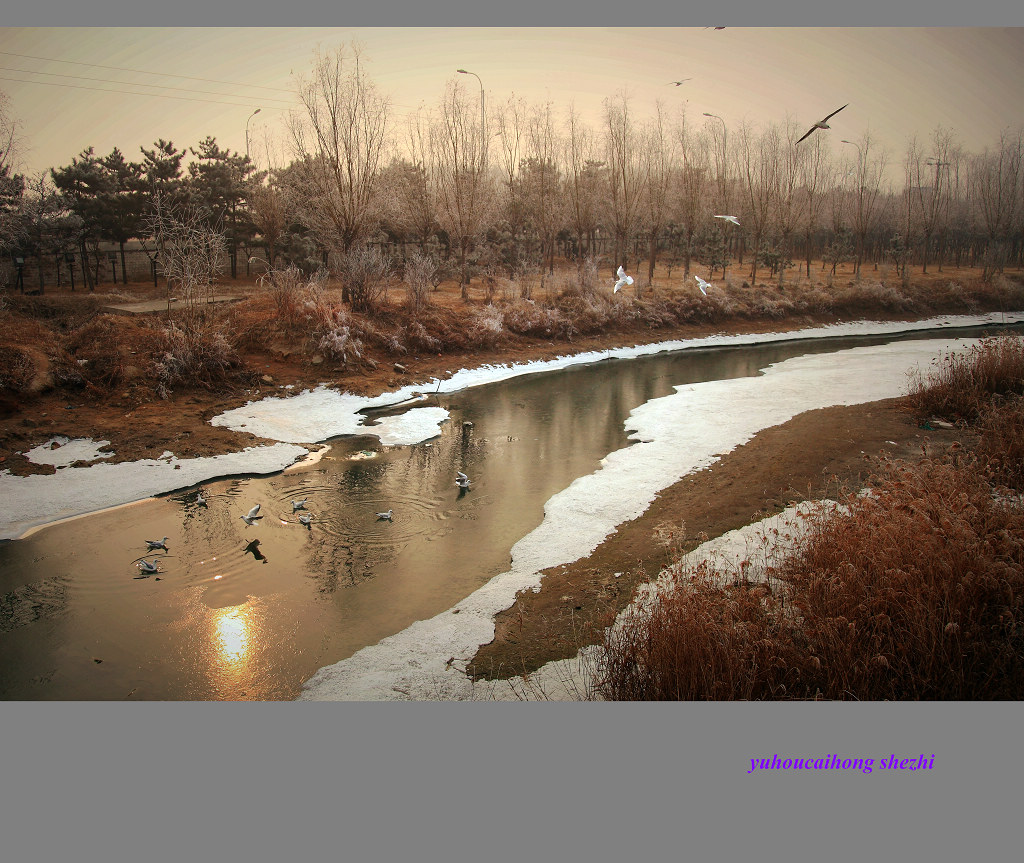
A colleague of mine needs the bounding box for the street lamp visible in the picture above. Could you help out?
[245,108,262,162]
[457,69,486,168]
[703,113,728,204]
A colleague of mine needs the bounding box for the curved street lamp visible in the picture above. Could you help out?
[457,69,486,168]
[245,108,262,162]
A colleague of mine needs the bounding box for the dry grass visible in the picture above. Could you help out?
[905,335,1024,422]
[595,334,1024,701]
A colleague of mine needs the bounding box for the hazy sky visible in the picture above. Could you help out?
[1,27,1023,181]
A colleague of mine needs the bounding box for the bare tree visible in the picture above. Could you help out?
[0,91,25,259]
[971,128,1022,279]
[673,116,711,278]
[523,100,563,277]
[736,120,778,285]
[797,132,834,278]
[639,102,676,287]
[287,43,391,266]
[563,105,604,266]
[769,118,809,286]
[149,197,227,318]
[247,170,288,268]
[402,247,435,313]
[431,79,494,299]
[603,93,648,276]
[845,131,889,276]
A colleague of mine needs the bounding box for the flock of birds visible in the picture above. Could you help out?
[132,469,474,578]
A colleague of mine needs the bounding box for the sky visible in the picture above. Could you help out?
[2,27,1024,182]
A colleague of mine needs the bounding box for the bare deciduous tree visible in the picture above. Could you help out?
[149,197,227,318]
[431,79,494,299]
[287,43,391,275]
[603,93,648,277]
[563,105,604,267]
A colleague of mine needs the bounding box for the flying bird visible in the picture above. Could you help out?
[291,499,308,513]
[375,509,393,521]
[613,265,634,293]
[145,536,169,552]
[714,215,740,226]
[669,79,692,86]
[456,471,471,489]
[796,104,848,144]
[695,275,712,296]
[240,504,263,526]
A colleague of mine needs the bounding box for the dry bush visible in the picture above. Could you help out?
[153,321,243,398]
[976,395,1024,491]
[598,451,1024,700]
[465,305,505,349]
[337,246,393,313]
[501,299,566,338]
[402,250,435,313]
[0,345,35,393]
[833,280,913,314]
[905,335,1024,422]
[777,454,1024,700]
[598,564,809,701]
[58,314,162,390]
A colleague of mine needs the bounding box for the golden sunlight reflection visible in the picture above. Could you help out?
[212,605,253,668]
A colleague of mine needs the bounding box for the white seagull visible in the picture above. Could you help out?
[375,509,393,521]
[456,471,471,489]
[298,513,313,528]
[714,214,740,226]
[196,491,207,507]
[291,499,308,513]
[796,104,848,144]
[695,275,712,296]
[145,536,169,552]
[668,79,692,86]
[613,265,634,293]
[240,504,263,526]
[137,558,159,575]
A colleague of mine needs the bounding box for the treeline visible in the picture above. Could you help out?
[2,44,1023,300]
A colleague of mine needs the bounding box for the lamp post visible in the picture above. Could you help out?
[841,139,866,276]
[703,112,728,205]
[457,69,486,169]
[245,108,262,162]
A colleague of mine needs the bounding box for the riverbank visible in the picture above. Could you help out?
[469,397,968,682]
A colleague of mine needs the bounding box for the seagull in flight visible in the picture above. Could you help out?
[714,215,740,226]
[145,536,169,552]
[240,504,263,526]
[796,104,848,144]
[291,499,308,513]
[669,79,692,86]
[375,509,393,521]
[695,275,712,296]
[613,265,634,293]
[456,471,471,489]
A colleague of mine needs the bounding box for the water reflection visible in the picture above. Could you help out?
[213,606,251,667]
[1,323,1019,699]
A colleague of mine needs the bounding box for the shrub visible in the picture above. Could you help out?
[905,335,1024,422]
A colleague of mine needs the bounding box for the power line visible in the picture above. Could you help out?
[0,74,291,111]
[0,65,295,107]
[0,50,294,94]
